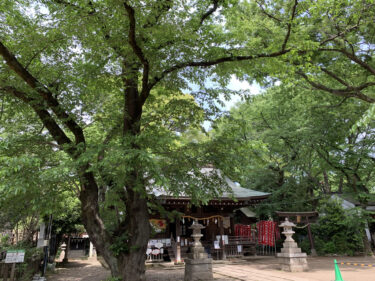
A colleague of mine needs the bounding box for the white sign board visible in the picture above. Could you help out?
[5,250,25,263]
[223,235,229,245]
[151,249,160,255]
[237,245,243,253]
[155,242,163,249]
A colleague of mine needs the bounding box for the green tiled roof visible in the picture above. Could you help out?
[221,176,270,199]
[152,169,270,200]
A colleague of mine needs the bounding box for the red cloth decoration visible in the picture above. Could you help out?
[234,224,252,238]
[236,222,279,246]
[257,221,278,246]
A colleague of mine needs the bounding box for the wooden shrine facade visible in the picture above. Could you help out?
[147,177,270,262]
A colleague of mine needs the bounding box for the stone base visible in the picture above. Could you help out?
[277,254,309,272]
[184,258,213,281]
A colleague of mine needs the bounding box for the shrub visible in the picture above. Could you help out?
[311,200,364,256]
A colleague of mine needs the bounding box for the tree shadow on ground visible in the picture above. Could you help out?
[56,261,91,268]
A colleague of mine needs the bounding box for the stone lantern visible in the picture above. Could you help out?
[276,218,308,272]
[280,218,296,243]
[184,220,213,281]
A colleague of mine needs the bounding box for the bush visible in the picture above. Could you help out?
[311,200,364,256]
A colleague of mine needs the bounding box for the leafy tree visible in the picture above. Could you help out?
[0,1,303,279]
[2,0,374,278]
[256,0,375,104]
[312,200,364,256]
[212,81,375,254]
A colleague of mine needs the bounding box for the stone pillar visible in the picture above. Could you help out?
[63,236,70,263]
[175,219,182,264]
[277,218,308,272]
[59,242,66,262]
[37,223,46,248]
[184,221,213,281]
[89,242,96,258]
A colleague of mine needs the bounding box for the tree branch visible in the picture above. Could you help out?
[0,86,76,156]
[297,71,375,103]
[255,1,282,23]
[320,67,350,87]
[200,0,220,25]
[0,41,86,146]
[282,0,298,51]
[123,2,150,99]
[147,1,298,93]
[319,24,360,46]
[320,47,375,76]
[149,49,290,90]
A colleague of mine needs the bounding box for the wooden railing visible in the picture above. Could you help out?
[145,232,277,262]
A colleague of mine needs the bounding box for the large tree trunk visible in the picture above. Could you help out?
[118,188,150,281]
[116,73,150,279]
[79,170,120,276]
[79,69,150,280]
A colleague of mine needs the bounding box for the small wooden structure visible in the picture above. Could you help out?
[275,211,318,256]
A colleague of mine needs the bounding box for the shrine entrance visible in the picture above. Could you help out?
[147,176,271,262]
[275,211,319,256]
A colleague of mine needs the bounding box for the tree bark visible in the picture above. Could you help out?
[323,171,331,193]
[118,188,150,281]
[362,230,374,257]
[79,170,120,276]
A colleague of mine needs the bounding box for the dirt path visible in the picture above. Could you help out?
[47,259,109,281]
[47,256,375,281]
[47,259,228,281]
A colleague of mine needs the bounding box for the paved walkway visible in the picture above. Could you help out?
[212,256,375,281]
[213,264,309,281]
[47,256,375,281]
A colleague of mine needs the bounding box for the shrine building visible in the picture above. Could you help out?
[146,172,270,262]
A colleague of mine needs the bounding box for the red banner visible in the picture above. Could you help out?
[256,221,279,246]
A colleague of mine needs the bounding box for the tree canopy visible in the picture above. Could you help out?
[1,0,375,280]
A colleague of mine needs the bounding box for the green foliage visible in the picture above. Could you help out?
[212,81,375,218]
[1,1,375,278]
[109,232,131,257]
[312,200,364,256]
